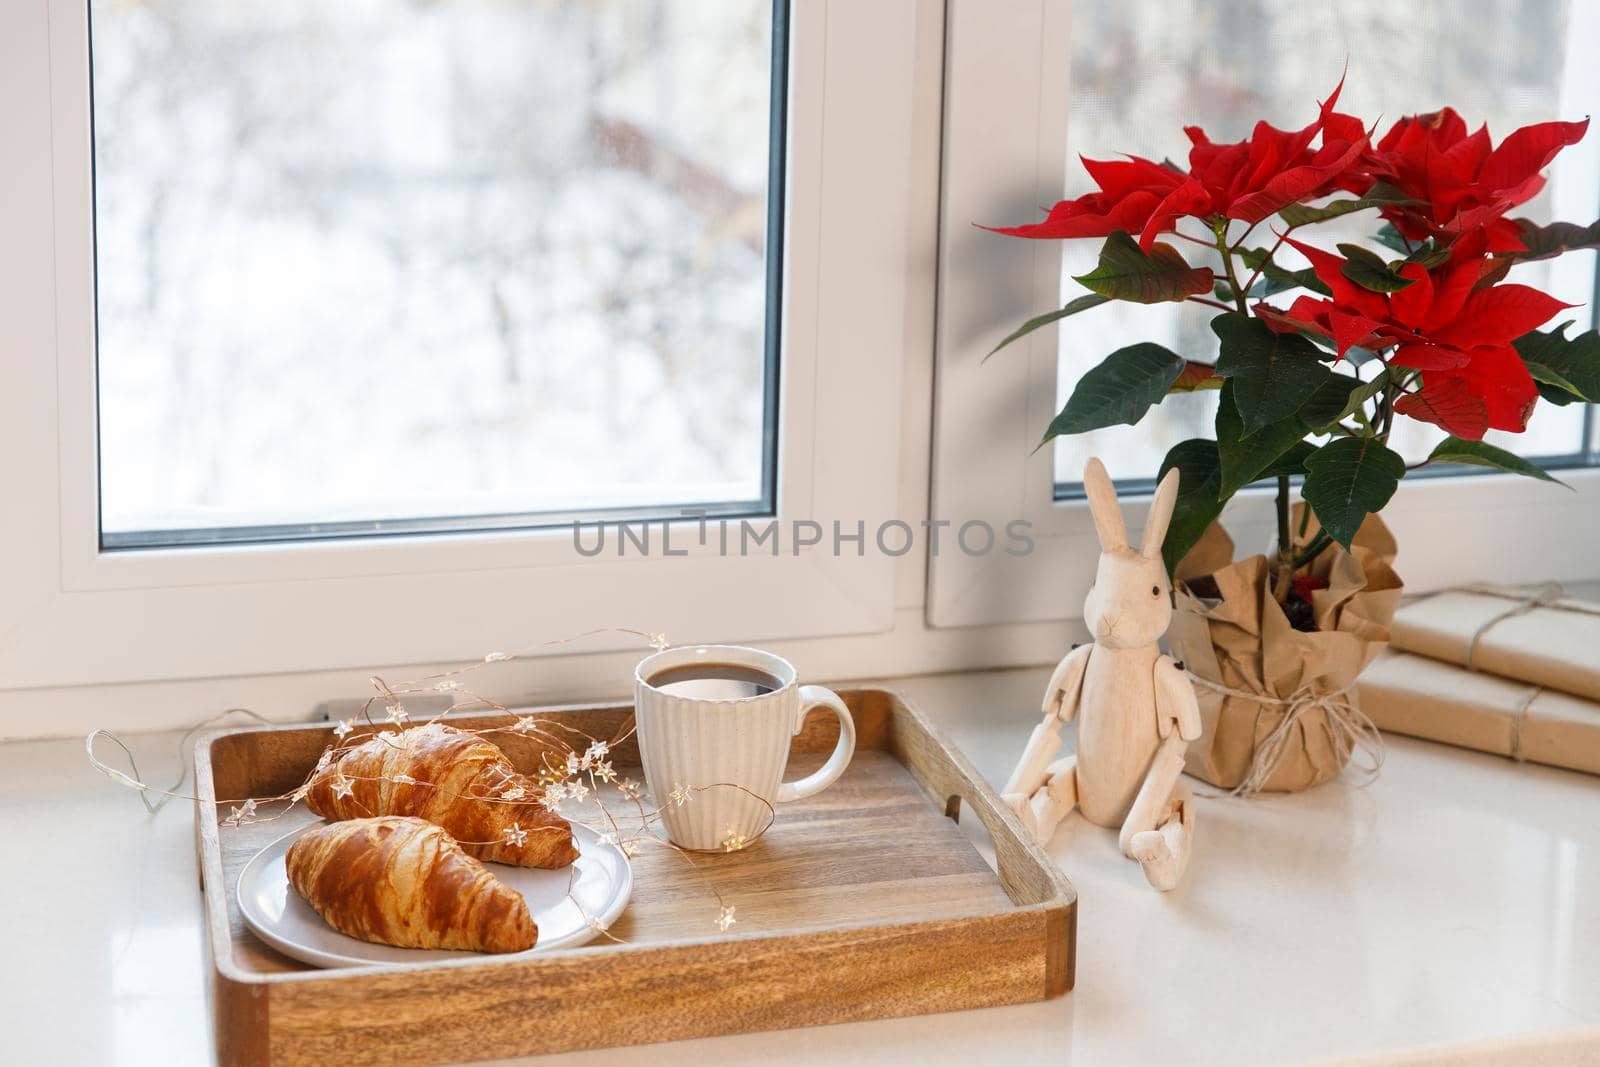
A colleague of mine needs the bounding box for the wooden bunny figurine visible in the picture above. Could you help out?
[1002,458,1202,891]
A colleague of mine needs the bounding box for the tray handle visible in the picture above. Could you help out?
[879,692,1074,910]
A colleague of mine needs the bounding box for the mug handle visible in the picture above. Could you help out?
[776,685,857,803]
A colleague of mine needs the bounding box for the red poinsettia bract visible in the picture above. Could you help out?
[1369,108,1589,251]
[986,81,1368,249]
[1155,83,1367,243]
[1266,233,1572,438]
[982,156,1189,241]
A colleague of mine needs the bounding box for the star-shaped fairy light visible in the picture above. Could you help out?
[222,798,259,828]
[617,777,641,799]
[434,678,463,693]
[565,753,582,777]
[501,784,527,801]
[392,773,417,785]
[511,716,537,735]
[503,823,528,847]
[331,774,355,800]
[333,718,355,738]
[568,781,590,803]
[716,905,737,932]
[669,783,691,808]
[483,651,510,663]
[385,701,409,726]
[721,832,749,853]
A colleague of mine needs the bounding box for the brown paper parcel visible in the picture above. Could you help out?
[1168,509,1404,793]
[1389,587,1600,702]
[1360,650,1600,776]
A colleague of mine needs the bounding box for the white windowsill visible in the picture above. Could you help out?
[10,661,1599,1067]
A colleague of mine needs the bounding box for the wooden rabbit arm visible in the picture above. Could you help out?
[1004,644,1093,800]
[1042,643,1093,722]
[1153,655,1202,742]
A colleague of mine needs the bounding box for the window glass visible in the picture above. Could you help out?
[91,0,783,545]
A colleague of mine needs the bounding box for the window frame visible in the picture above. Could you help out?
[2,0,915,693]
[928,0,1600,630]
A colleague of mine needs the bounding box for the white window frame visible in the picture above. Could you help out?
[1,1,922,700]
[929,0,1600,631]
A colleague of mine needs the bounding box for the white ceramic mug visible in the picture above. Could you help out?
[633,644,856,852]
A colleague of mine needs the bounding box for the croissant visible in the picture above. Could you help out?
[286,816,538,953]
[306,722,580,868]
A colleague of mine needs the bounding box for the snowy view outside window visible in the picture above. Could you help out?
[91,0,780,544]
[1056,0,1600,488]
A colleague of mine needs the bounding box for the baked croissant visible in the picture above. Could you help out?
[286,816,538,953]
[305,722,579,868]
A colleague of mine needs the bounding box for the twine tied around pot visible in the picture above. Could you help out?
[1185,673,1385,796]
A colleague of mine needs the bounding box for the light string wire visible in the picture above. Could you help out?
[86,626,769,941]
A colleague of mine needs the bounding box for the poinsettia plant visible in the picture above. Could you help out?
[987,80,1600,603]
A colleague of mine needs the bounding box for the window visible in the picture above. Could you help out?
[1051,0,1600,492]
[90,1,784,546]
[930,0,1600,629]
[5,0,922,701]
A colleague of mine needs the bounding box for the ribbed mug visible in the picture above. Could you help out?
[633,644,856,851]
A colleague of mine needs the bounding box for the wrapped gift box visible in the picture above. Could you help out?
[1390,587,1600,702]
[1360,651,1600,775]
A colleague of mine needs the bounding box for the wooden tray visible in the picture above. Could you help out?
[195,688,1077,1065]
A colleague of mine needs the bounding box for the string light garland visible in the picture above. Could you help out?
[86,627,772,945]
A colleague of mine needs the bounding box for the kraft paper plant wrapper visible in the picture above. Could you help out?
[1360,651,1600,776]
[1389,589,1600,703]
[1168,507,1404,793]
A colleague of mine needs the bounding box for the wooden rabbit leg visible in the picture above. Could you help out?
[1119,734,1195,891]
[1002,754,1077,844]
[1129,782,1193,892]
[1026,756,1077,844]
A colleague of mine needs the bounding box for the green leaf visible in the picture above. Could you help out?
[1169,361,1223,393]
[1526,362,1588,398]
[1408,247,1451,272]
[1073,230,1215,303]
[1536,380,1584,407]
[1211,312,1338,433]
[1039,343,1187,443]
[986,293,1110,359]
[1332,370,1389,424]
[1157,439,1225,577]
[1237,246,1330,297]
[1300,374,1358,430]
[1264,441,1316,478]
[1301,437,1407,550]
[1276,186,1418,227]
[1426,437,1569,487]
[1214,381,1312,498]
[1505,218,1600,262]
[1513,323,1600,402]
[1337,242,1416,293]
[1373,223,1412,255]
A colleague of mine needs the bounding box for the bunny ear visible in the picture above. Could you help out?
[1140,466,1181,560]
[1082,457,1127,551]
